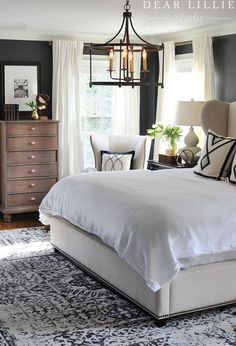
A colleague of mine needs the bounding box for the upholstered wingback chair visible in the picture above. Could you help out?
[90,134,152,170]
[201,100,236,137]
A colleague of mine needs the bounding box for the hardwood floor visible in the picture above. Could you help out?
[0,212,42,230]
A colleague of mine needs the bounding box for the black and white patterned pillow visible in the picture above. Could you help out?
[194,130,236,180]
[101,151,135,171]
[229,153,236,184]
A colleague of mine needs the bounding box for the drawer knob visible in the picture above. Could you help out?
[29,183,35,187]
[29,169,36,173]
[29,155,36,159]
[29,141,36,145]
[30,127,36,131]
[30,197,36,201]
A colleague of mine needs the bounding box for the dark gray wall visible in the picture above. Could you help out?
[213,34,236,102]
[139,52,159,159]
[139,52,159,135]
[0,39,52,119]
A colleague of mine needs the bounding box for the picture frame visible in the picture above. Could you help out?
[2,62,40,112]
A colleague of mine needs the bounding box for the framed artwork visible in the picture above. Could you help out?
[3,62,40,112]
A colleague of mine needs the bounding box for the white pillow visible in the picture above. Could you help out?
[101,151,134,171]
[229,153,236,185]
[194,129,236,180]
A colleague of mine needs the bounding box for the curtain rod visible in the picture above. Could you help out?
[175,36,216,46]
[175,40,192,47]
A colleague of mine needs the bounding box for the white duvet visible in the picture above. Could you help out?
[39,169,236,292]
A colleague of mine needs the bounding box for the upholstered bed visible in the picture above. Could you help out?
[39,100,236,321]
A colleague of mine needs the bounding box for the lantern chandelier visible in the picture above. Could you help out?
[89,0,164,88]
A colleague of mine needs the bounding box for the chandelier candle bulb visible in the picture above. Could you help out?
[142,49,147,72]
[128,51,134,73]
[109,49,114,71]
[122,48,128,70]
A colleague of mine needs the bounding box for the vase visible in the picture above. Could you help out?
[165,142,177,156]
[166,148,177,156]
[32,110,39,120]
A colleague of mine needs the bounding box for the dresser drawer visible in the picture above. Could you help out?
[8,164,58,178]
[8,178,57,194]
[7,192,47,207]
[7,151,57,164]
[7,137,58,151]
[6,122,57,136]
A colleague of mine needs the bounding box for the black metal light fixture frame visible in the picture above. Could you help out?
[89,0,164,88]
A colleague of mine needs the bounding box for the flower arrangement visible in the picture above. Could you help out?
[26,94,49,120]
[26,94,49,111]
[147,123,182,155]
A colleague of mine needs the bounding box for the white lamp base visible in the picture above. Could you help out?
[184,126,200,148]
[180,126,201,164]
[184,126,201,154]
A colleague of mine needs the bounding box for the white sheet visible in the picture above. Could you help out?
[39,169,236,292]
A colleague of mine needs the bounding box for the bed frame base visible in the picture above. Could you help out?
[50,216,236,320]
[54,245,167,326]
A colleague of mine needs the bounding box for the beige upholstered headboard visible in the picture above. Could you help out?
[201,100,236,137]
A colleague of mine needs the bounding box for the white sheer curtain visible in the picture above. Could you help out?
[154,41,175,156]
[192,36,215,100]
[112,51,141,135]
[192,37,215,147]
[53,40,84,178]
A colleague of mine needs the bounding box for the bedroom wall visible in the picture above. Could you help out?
[0,39,52,120]
[140,52,159,136]
[0,35,235,122]
[139,52,159,158]
[213,34,236,102]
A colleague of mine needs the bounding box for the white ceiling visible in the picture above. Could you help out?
[0,0,236,40]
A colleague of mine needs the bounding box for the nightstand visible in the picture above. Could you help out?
[147,160,196,170]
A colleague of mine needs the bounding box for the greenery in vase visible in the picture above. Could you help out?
[25,94,49,112]
[25,100,38,112]
[147,123,182,151]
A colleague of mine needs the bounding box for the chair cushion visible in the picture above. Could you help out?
[229,153,236,185]
[101,151,135,171]
[194,130,236,180]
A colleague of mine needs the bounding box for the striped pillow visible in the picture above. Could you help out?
[229,153,236,185]
[194,130,236,180]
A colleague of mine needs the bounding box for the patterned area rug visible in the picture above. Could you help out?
[0,227,235,346]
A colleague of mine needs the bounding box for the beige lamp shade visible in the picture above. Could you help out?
[175,101,205,127]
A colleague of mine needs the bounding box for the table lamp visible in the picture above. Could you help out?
[175,100,205,157]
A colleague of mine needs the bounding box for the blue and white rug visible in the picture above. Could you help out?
[0,227,235,346]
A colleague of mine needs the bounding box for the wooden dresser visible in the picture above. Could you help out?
[0,121,58,221]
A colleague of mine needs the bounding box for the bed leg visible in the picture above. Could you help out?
[155,318,166,327]
[219,306,225,312]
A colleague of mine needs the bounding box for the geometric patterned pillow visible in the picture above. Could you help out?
[229,153,236,184]
[194,130,236,180]
[101,151,135,171]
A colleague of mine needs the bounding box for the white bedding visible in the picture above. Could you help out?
[39,169,236,292]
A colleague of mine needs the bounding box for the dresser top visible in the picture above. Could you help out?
[0,120,58,123]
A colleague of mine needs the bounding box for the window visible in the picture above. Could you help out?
[80,58,114,167]
[175,53,194,101]
[174,53,204,148]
